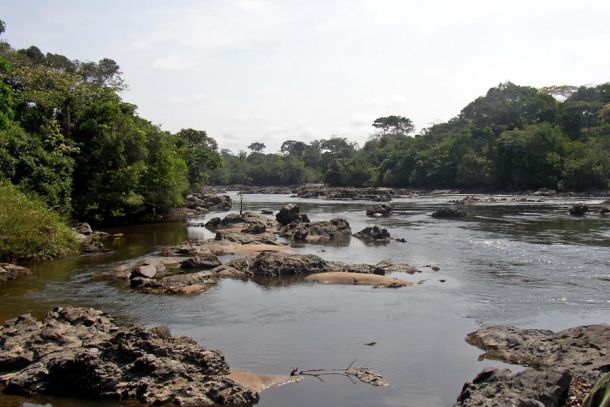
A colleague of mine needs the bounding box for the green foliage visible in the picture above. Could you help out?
[0,182,78,261]
[0,23,219,224]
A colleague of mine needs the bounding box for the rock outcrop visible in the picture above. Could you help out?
[294,186,393,202]
[185,192,232,213]
[0,263,31,283]
[569,204,589,216]
[0,307,257,406]
[456,324,610,406]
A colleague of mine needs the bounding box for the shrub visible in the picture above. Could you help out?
[0,182,78,261]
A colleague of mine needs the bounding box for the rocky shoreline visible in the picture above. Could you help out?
[455,324,610,406]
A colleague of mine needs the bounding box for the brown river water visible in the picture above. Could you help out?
[1,193,609,407]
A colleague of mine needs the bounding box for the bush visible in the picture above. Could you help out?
[0,182,78,261]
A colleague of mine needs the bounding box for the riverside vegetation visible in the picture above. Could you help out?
[1,18,609,259]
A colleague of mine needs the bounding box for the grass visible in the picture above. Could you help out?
[0,181,79,262]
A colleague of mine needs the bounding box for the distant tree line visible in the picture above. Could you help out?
[0,21,221,224]
[210,83,610,191]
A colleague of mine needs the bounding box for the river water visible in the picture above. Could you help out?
[1,193,609,407]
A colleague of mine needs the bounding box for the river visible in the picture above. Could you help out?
[1,193,609,407]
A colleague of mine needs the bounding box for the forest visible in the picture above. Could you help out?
[1,16,609,234]
[212,83,610,191]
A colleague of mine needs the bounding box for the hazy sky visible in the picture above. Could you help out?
[1,0,609,152]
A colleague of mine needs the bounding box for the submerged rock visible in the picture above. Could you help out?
[431,207,467,218]
[0,263,31,283]
[0,307,257,406]
[569,204,589,216]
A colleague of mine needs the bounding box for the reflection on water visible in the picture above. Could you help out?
[0,193,609,407]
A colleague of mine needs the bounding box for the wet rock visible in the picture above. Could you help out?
[205,217,222,229]
[599,206,610,214]
[455,367,572,407]
[366,204,392,217]
[431,207,467,218]
[457,324,610,406]
[569,204,589,216]
[261,209,273,215]
[353,226,391,243]
[181,253,222,269]
[280,218,351,242]
[0,263,31,283]
[465,324,610,374]
[72,222,93,236]
[228,252,330,277]
[221,213,244,226]
[275,203,301,225]
[0,307,257,405]
[82,241,109,253]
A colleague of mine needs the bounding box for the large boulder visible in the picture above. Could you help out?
[228,252,330,277]
[0,307,257,406]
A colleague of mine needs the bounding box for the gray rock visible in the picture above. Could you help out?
[181,253,222,269]
[280,218,351,242]
[431,207,467,218]
[275,203,301,225]
[0,307,256,405]
[73,222,93,235]
[353,226,391,243]
[366,204,392,217]
[205,217,222,228]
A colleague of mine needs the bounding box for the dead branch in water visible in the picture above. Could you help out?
[290,359,389,387]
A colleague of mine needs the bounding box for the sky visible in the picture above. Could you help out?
[1,0,609,152]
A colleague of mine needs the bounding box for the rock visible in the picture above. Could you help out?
[600,206,610,214]
[227,252,418,278]
[181,253,222,269]
[457,324,610,406]
[455,367,572,407]
[241,220,266,234]
[0,263,32,283]
[221,213,244,226]
[0,307,257,405]
[205,217,222,228]
[294,186,393,201]
[569,204,589,216]
[353,226,391,243]
[131,264,158,279]
[275,203,301,225]
[185,192,232,212]
[228,252,330,277]
[72,222,93,235]
[82,241,108,253]
[431,207,467,218]
[280,218,351,242]
[366,204,392,217]
[464,324,610,375]
[261,209,273,215]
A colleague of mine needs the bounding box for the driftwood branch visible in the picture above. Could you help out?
[290,360,389,387]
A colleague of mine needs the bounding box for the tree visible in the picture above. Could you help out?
[175,128,221,186]
[248,142,266,153]
[372,115,414,136]
[280,140,307,156]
